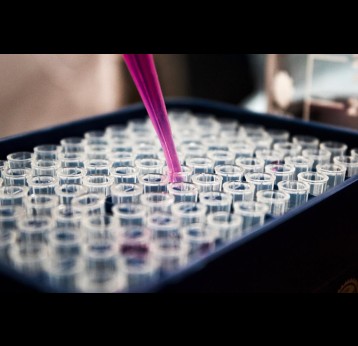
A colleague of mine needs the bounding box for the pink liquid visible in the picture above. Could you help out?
[122,54,182,182]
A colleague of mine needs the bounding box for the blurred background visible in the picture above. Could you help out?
[0,54,357,138]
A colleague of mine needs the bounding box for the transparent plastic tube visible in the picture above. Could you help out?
[26,194,59,217]
[277,180,309,209]
[18,216,55,244]
[133,144,159,160]
[228,142,255,159]
[112,203,146,227]
[0,231,16,264]
[0,205,25,237]
[111,183,143,204]
[82,214,118,244]
[110,166,139,184]
[105,124,128,139]
[84,130,107,145]
[84,159,111,175]
[246,132,273,151]
[83,175,114,196]
[235,157,265,174]
[267,128,290,143]
[34,144,61,161]
[214,165,244,183]
[59,152,85,168]
[60,137,85,153]
[222,181,255,202]
[233,201,269,232]
[191,173,222,193]
[7,152,33,169]
[0,178,2,187]
[0,186,29,206]
[320,141,347,161]
[32,160,60,177]
[171,202,207,226]
[168,182,198,202]
[52,205,83,229]
[284,156,313,179]
[207,151,235,166]
[245,172,275,194]
[151,238,189,277]
[138,173,168,193]
[109,140,133,154]
[3,168,31,186]
[273,142,302,157]
[78,241,126,293]
[72,193,105,216]
[206,212,243,244]
[57,167,86,185]
[85,144,108,160]
[182,223,216,259]
[256,190,290,216]
[140,192,174,214]
[297,171,329,196]
[109,152,135,168]
[0,160,7,178]
[264,164,295,184]
[199,191,232,213]
[135,158,164,175]
[179,142,207,159]
[333,156,358,177]
[162,165,193,183]
[27,176,58,195]
[55,184,88,205]
[351,148,358,160]
[302,149,331,170]
[292,135,319,150]
[147,212,181,239]
[186,157,214,174]
[316,163,347,189]
[255,149,284,166]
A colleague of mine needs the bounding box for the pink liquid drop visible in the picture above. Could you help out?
[122,54,182,182]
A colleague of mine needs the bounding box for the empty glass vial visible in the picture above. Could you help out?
[27,176,58,195]
[3,168,31,186]
[233,201,269,232]
[277,180,309,210]
[7,152,32,169]
[110,166,139,184]
[192,173,222,193]
[140,193,174,214]
[256,190,290,216]
[186,157,214,174]
[83,175,114,196]
[284,156,313,179]
[34,144,61,161]
[302,149,331,170]
[265,164,295,184]
[297,171,329,196]
[171,202,207,226]
[235,157,265,174]
[0,186,29,206]
[214,165,244,183]
[222,181,255,202]
[58,167,86,185]
[316,163,347,189]
[84,159,111,176]
[32,160,60,177]
[199,191,232,213]
[245,172,275,195]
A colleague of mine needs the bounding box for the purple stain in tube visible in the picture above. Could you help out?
[122,54,182,182]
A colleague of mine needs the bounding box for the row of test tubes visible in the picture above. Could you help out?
[0,110,357,293]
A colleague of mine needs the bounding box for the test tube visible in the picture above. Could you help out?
[0,205,25,237]
[264,164,295,184]
[32,160,60,177]
[292,135,319,150]
[191,173,222,193]
[59,152,85,168]
[55,184,88,205]
[72,193,106,216]
[168,182,198,203]
[206,212,243,244]
[199,191,232,213]
[112,203,146,227]
[110,140,133,154]
[60,137,85,153]
[235,157,265,174]
[186,157,214,174]
[256,190,290,217]
[52,205,83,229]
[111,183,143,204]
[297,171,328,196]
[3,168,31,186]
[316,163,347,189]
[110,166,139,184]
[255,149,284,166]
[320,141,347,161]
[206,151,235,166]
[83,175,114,196]
[109,152,135,167]
[27,176,58,195]
[0,160,7,178]
[267,128,290,144]
[246,132,273,151]
[222,181,255,202]
[26,194,59,217]
[273,142,302,157]
[151,238,189,277]
[333,156,358,178]
[147,213,181,240]
[0,232,16,264]
[351,148,358,160]
[284,156,313,179]
[171,202,207,226]
[84,130,107,145]
[82,214,118,244]
[78,241,126,293]
[18,215,55,244]
[179,142,207,160]
[0,186,29,206]
[57,167,86,185]
[277,180,309,210]
[233,201,269,232]
[138,173,168,193]
[34,144,61,161]
[133,143,158,160]
[245,172,275,195]
[214,165,244,183]
[162,165,193,183]
[134,158,164,175]
[85,144,108,160]
[228,142,255,159]
[7,152,33,169]
[84,159,111,175]
[105,124,128,139]
[140,193,174,214]
[302,149,331,170]
[182,223,216,259]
